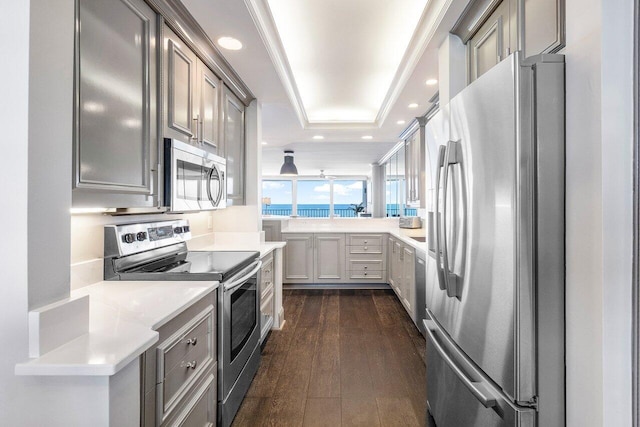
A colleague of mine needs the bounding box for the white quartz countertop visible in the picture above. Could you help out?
[281,225,427,252]
[195,241,286,258]
[16,280,218,376]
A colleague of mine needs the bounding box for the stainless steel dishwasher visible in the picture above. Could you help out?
[415,249,427,338]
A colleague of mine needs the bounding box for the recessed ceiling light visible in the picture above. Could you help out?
[217,36,243,51]
[312,135,324,140]
[262,141,268,145]
[362,135,373,140]
[397,120,406,125]
[426,78,438,86]
[408,103,419,109]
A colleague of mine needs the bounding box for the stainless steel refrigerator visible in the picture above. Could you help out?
[423,53,565,427]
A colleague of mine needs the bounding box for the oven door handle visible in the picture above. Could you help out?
[223,260,262,292]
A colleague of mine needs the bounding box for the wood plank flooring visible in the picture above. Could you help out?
[232,289,427,427]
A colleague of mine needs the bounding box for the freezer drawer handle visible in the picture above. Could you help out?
[424,318,497,409]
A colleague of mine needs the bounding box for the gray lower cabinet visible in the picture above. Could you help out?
[401,245,415,317]
[282,234,314,283]
[282,233,345,284]
[345,234,387,283]
[315,234,346,283]
[260,252,275,343]
[223,87,245,205]
[163,24,222,155]
[73,0,158,208]
[262,220,282,242]
[142,290,217,427]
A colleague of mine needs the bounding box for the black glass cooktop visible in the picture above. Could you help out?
[120,250,260,282]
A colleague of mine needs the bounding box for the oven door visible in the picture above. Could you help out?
[220,260,261,398]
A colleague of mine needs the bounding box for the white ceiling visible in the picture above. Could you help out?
[181,0,470,176]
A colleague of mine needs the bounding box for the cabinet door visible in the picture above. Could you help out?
[163,24,197,143]
[74,0,157,207]
[388,237,396,288]
[524,0,564,56]
[402,246,415,315]
[283,234,314,283]
[223,87,245,205]
[468,0,513,82]
[314,234,345,282]
[196,61,221,153]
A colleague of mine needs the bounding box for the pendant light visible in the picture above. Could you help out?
[279,150,298,175]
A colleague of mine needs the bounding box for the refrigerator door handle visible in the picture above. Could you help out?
[424,313,497,409]
[433,145,447,291]
[442,140,462,298]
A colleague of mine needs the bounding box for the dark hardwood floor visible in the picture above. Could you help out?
[232,289,427,427]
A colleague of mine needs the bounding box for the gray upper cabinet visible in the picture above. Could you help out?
[223,87,245,205]
[524,0,564,57]
[163,24,223,155]
[73,0,157,208]
[405,125,426,209]
[163,24,198,143]
[468,0,515,82]
[197,64,222,152]
[459,0,564,83]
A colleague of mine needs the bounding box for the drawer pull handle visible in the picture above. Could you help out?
[364,247,368,250]
[364,266,368,269]
[364,272,368,276]
[185,338,198,346]
[182,360,197,370]
[364,241,368,244]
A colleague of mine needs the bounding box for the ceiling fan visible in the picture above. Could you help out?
[319,170,337,179]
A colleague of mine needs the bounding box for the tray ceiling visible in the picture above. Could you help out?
[246,0,433,128]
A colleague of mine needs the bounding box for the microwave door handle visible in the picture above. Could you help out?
[442,140,461,298]
[433,145,446,291]
[424,313,497,408]
[224,260,262,291]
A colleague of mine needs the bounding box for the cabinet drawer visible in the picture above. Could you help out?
[260,255,274,295]
[348,270,385,280]
[162,313,212,376]
[170,372,216,427]
[156,307,215,422]
[349,245,383,254]
[347,259,384,272]
[348,234,385,246]
[161,334,213,417]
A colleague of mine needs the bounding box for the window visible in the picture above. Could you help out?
[262,180,293,215]
[261,178,368,218]
[297,180,331,217]
[332,180,366,217]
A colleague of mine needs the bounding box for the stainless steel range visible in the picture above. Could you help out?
[104,219,261,427]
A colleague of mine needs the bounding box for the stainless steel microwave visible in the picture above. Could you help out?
[164,139,226,212]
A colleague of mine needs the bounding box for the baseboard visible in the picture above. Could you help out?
[283,283,391,290]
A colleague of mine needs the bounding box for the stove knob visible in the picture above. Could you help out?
[122,233,135,244]
[136,232,147,242]
[174,226,183,234]
[183,225,190,233]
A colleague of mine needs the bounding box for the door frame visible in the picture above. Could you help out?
[633,0,640,422]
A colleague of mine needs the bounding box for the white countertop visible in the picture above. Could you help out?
[16,280,217,376]
[281,224,427,252]
[195,241,286,258]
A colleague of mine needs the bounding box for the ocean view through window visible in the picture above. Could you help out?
[262,178,416,217]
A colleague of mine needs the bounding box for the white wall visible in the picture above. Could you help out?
[601,0,634,425]
[561,0,604,424]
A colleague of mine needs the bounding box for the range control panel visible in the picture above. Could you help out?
[105,219,192,257]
